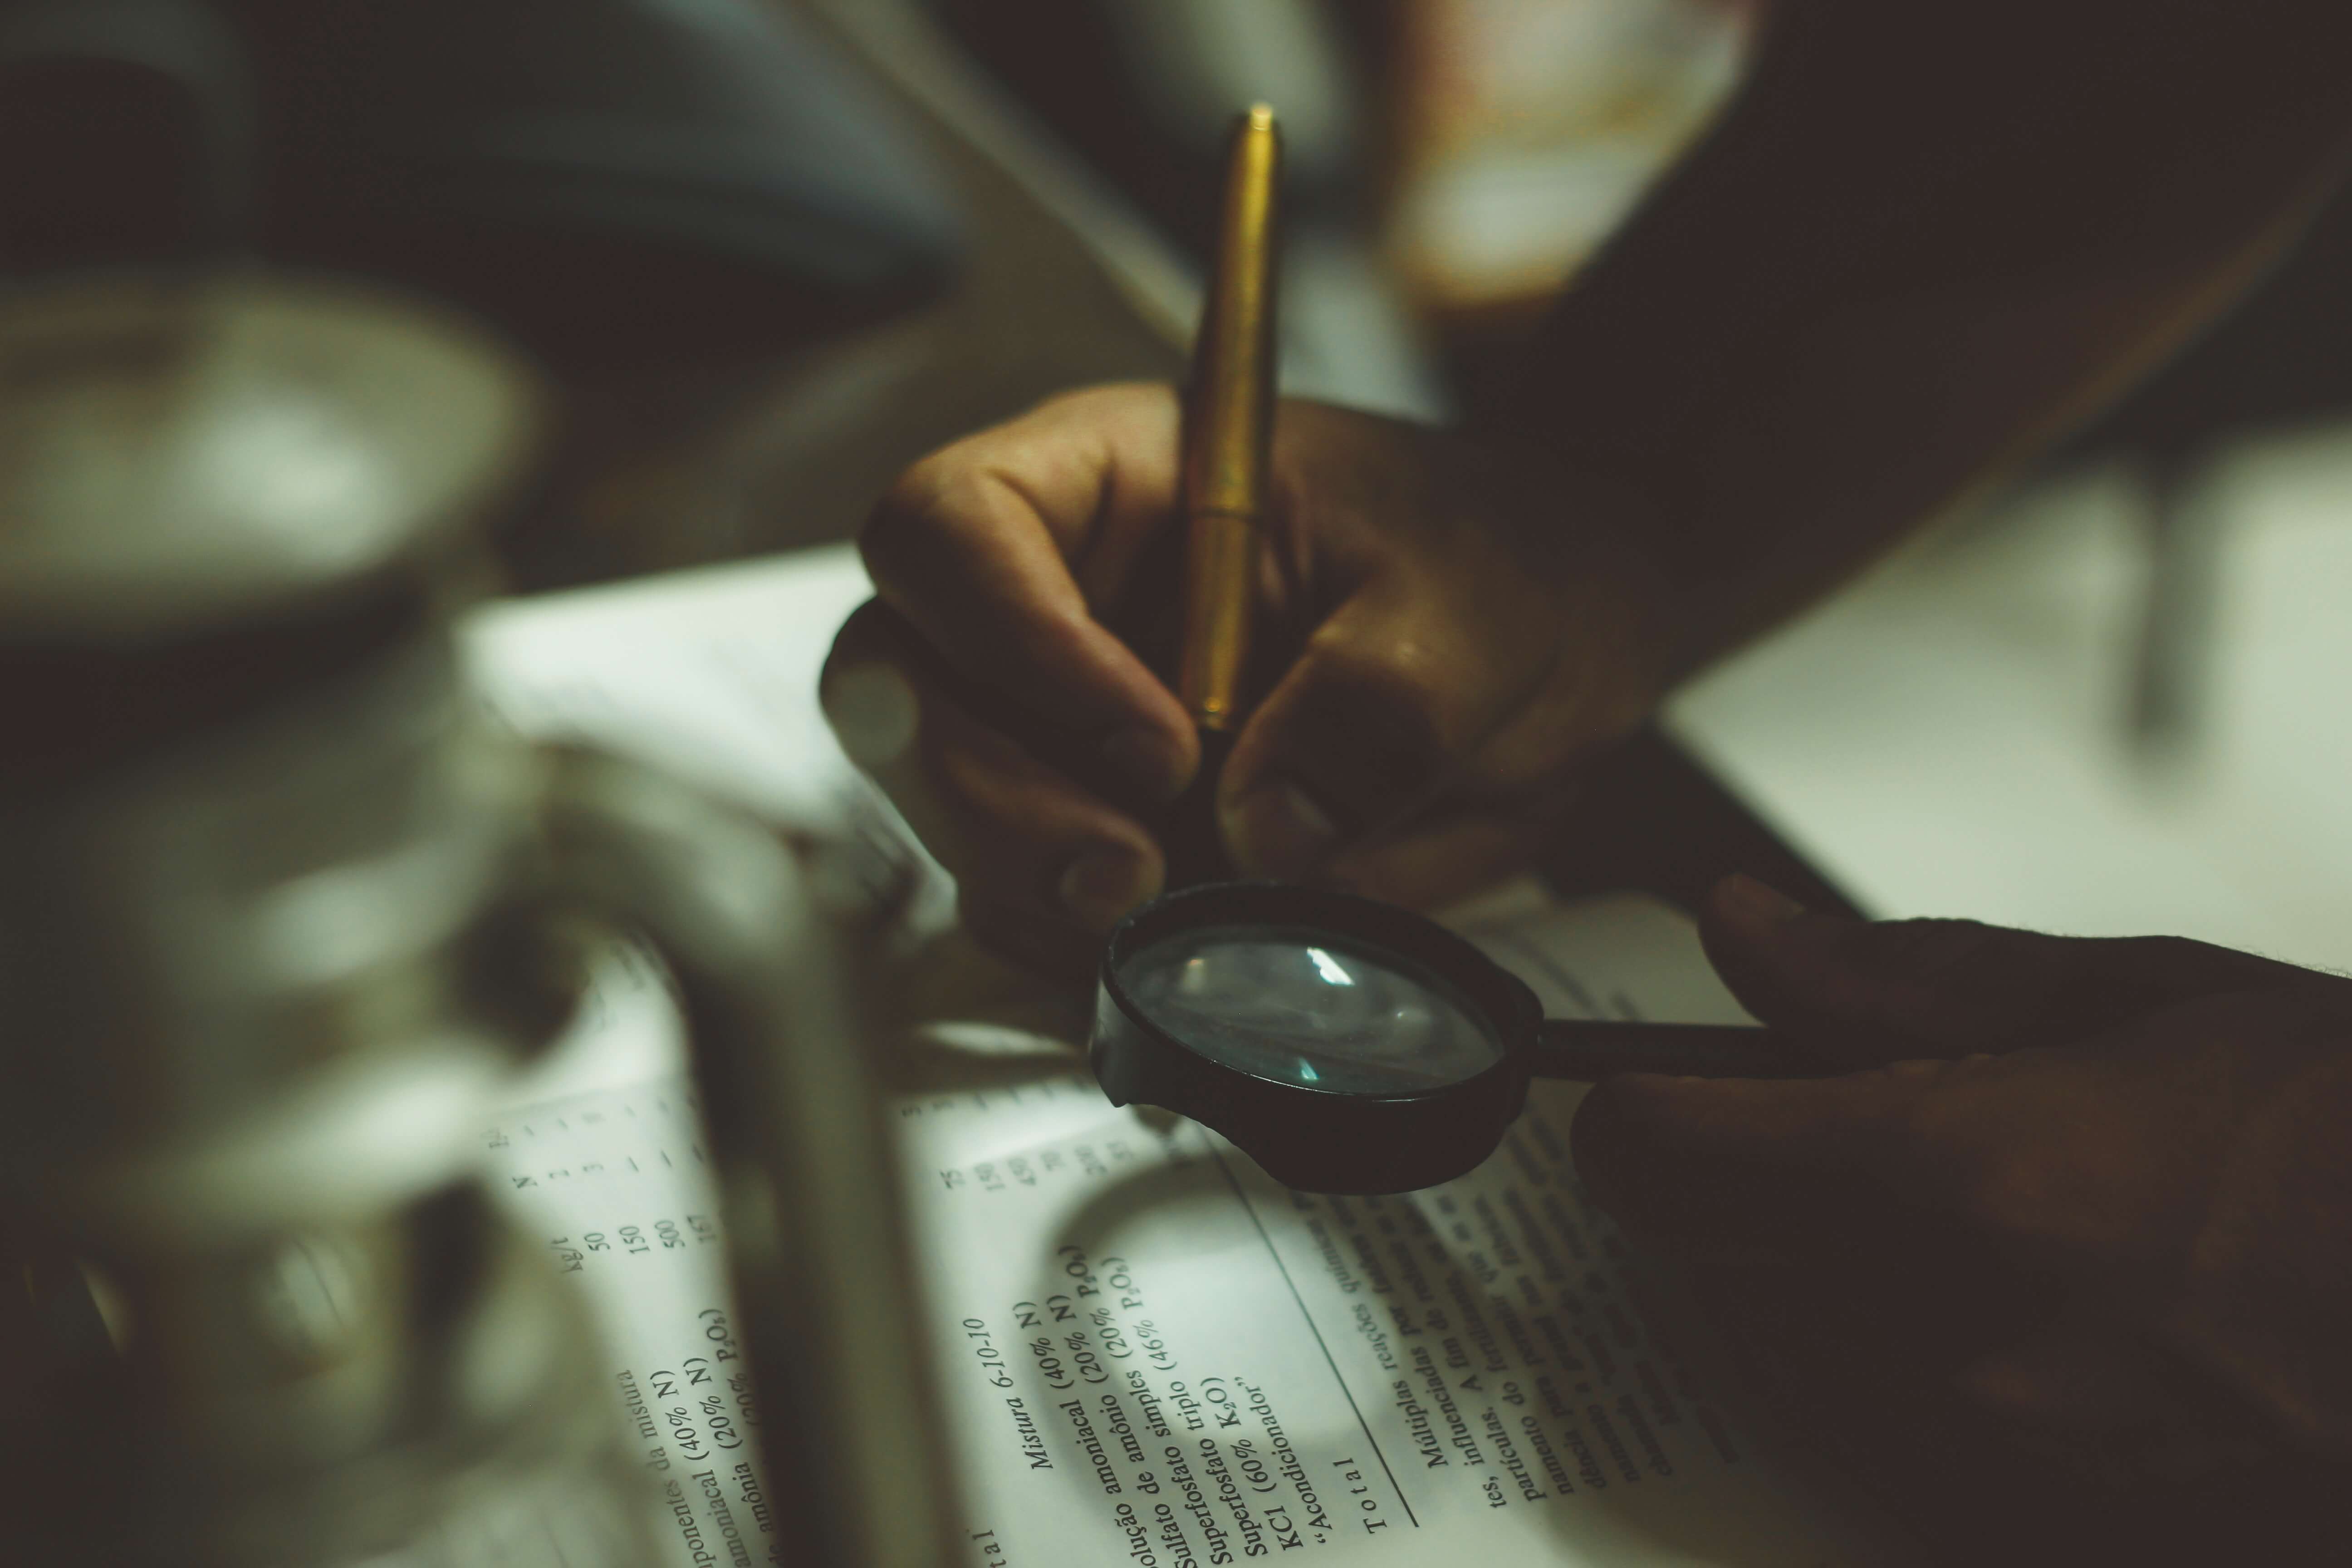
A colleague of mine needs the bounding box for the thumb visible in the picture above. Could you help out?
[1697,873,2324,1063]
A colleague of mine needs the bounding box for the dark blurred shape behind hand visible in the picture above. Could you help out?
[234,0,958,371]
[0,0,965,587]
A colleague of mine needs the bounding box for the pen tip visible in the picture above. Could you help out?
[1246,103,1275,130]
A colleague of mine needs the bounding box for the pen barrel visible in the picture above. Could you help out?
[1177,106,1281,731]
[1176,511,1260,731]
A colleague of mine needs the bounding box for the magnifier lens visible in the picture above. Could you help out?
[1114,923,1506,1095]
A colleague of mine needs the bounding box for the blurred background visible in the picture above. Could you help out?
[27,0,2352,969]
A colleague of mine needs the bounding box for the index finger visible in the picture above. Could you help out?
[857,383,1199,802]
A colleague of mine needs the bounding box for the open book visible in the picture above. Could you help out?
[462,547,1911,1567]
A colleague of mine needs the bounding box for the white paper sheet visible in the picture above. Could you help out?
[463,548,1911,1568]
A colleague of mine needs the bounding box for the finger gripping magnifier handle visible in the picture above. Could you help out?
[1532,1019,1822,1081]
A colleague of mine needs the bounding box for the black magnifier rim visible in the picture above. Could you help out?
[1093,882,1544,1194]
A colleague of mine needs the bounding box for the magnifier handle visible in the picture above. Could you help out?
[1532,1019,1823,1081]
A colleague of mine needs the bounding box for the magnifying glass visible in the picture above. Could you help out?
[1089,882,1823,1194]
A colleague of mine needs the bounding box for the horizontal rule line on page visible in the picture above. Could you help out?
[1210,1141,1420,1529]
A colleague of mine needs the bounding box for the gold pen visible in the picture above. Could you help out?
[1177,103,1282,735]
[1165,103,1281,886]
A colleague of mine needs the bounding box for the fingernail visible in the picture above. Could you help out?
[1223,777,1340,879]
[822,663,920,769]
[1720,872,1805,929]
[1058,849,1159,931]
[1101,726,1191,803]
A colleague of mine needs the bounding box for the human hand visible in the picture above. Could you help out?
[821,383,1682,973]
[1572,877,2352,1560]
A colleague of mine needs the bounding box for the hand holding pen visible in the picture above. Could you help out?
[823,137,1684,975]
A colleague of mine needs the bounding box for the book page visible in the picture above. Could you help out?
[895,893,1907,1567]
[480,900,1905,1568]
[464,549,1913,1567]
